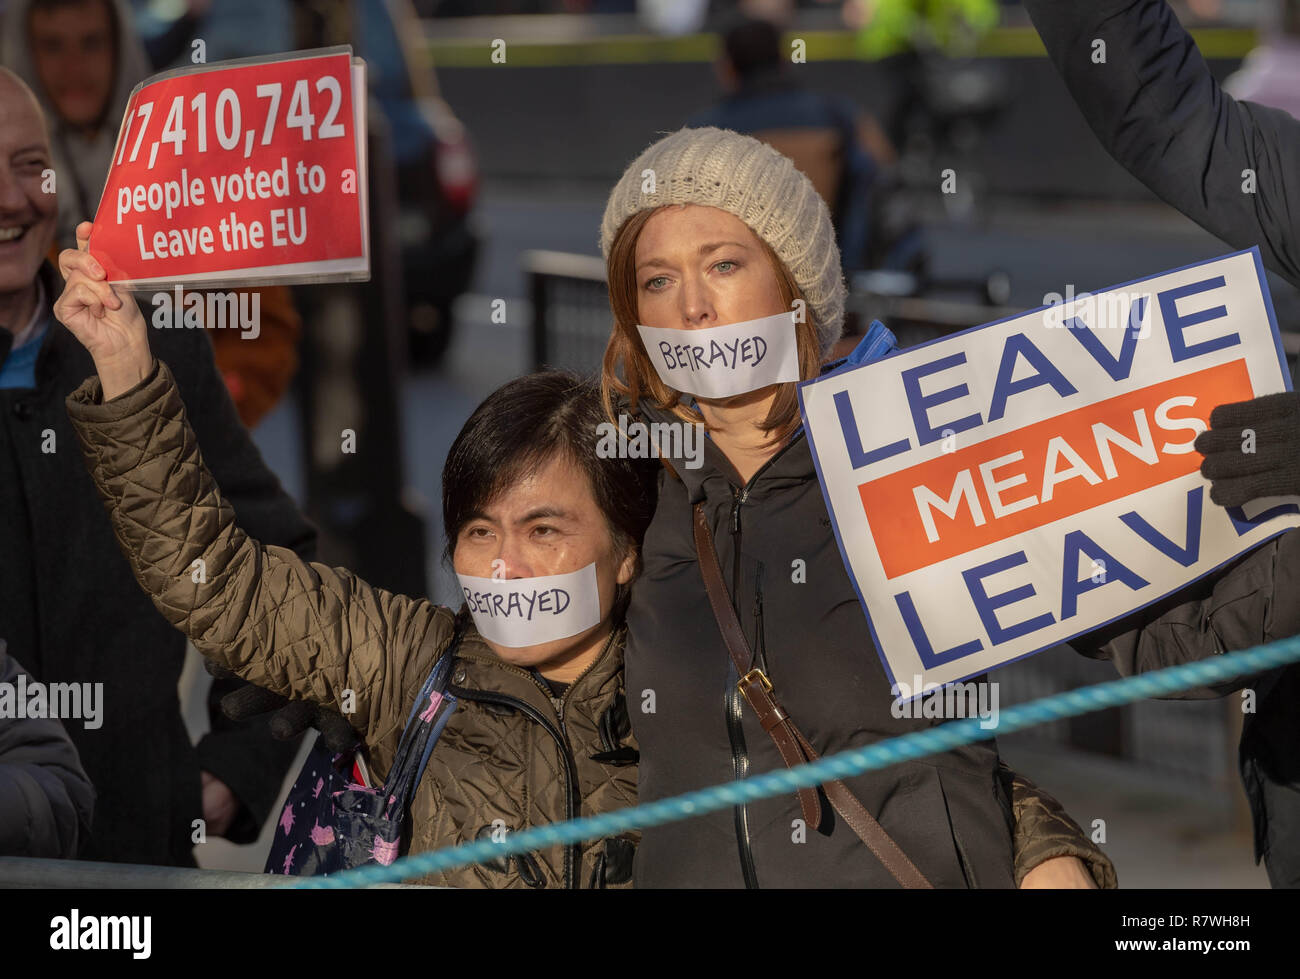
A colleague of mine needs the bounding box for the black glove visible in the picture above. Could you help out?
[204,660,361,754]
[1195,391,1300,507]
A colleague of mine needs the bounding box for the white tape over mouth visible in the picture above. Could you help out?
[457,562,603,648]
[636,310,800,399]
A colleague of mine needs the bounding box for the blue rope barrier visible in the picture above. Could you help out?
[293,634,1300,888]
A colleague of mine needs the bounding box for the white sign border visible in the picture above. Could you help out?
[798,247,1296,699]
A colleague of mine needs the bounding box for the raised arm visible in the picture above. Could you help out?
[1023,0,1300,286]
[54,227,450,758]
[1068,526,1300,700]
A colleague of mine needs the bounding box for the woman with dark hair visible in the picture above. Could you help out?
[56,218,1111,888]
[599,127,1112,888]
[53,219,651,887]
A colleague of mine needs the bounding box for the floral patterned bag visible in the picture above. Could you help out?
[264,627,462,877]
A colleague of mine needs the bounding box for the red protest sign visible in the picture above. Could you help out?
[89,48,369,288]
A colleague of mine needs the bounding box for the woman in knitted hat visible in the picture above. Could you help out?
[599,126,1103,888]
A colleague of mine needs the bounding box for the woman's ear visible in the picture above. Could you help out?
[616,546,638,586]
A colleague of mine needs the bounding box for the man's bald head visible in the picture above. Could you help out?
[0,68,50,146]
[0,65,59,301]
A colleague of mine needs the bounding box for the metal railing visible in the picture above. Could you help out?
[526,249,610,379]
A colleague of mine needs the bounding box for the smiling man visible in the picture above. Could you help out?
[0,67,313,868]
[0,70,55,375]
[0,0,303,429]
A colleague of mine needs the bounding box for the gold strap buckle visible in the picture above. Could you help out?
[738,668,773,695]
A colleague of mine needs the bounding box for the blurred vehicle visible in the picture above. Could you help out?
[132,0,480,367]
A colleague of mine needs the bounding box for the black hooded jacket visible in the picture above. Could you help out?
[1025,0,1300,886]
[625,397,1016,888]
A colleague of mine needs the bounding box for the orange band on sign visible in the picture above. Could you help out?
[862,359,1253,579]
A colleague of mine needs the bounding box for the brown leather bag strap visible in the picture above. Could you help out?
[692,503,933,889]
[691,505,822,830]
[786,727,932,889]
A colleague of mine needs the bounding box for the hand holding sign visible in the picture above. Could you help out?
[55,222,153,400]
[1195,392,1300,506]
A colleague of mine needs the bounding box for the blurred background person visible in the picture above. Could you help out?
[1224,0,1300,120]
[687,13,895,274]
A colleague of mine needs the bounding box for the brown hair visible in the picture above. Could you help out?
[600,206,822,447]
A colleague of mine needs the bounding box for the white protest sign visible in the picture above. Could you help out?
[799,249,1300,694]
[458,563,602,648]
[636,310,800,398]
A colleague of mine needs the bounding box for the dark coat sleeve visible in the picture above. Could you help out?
[1025,0,1300,693]
[1003,763,1117,887]
[155,325,316,839]
[193,673,301,844]
[0,646,95,858]
[1069,529,1300,698]
[1023,0,1300,288]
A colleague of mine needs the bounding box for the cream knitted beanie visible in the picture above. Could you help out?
[599,126,846,358]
